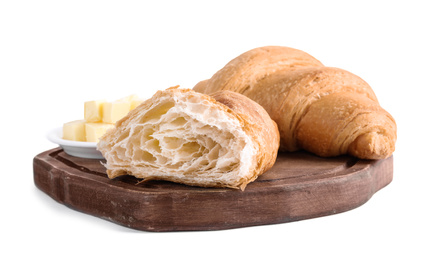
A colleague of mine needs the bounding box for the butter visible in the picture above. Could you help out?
[63,94,143,143]
[85,123,114,142]
[102,101,131,124]
[63,120,86,141]
[130,99,143,110]
[118,94,143,110]
[84,100,105,122]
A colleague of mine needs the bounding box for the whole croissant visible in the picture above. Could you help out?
[194,46,397,159]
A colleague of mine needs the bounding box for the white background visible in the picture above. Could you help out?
[1,0,420,259]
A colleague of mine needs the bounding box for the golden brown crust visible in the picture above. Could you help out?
[200,46,324,95]
[210,91,280,188]
[193,46,397,159]
[296,93,396,159]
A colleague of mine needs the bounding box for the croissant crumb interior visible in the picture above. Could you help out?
[100,92,256,185]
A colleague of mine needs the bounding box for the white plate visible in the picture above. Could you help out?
[47,127,104,159]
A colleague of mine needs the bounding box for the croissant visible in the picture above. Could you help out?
[194,46,397,159]
[97,87,280,190]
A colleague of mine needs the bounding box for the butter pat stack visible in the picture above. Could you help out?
[63,94,143,142]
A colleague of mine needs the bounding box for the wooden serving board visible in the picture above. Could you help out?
[33,148,393,232]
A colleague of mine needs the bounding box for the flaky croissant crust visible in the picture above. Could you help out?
[194,46,397,159]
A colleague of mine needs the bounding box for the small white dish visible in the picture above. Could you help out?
[47,127,104,159]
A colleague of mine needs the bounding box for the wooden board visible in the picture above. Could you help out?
[33,148,393,232]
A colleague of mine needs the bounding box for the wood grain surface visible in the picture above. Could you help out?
[33,148,393,232]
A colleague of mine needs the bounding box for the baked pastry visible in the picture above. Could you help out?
[97,87,280,190]
[194,46,397,159]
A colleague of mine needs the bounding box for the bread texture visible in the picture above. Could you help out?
[194,46,397,159]
[97,87,280,190]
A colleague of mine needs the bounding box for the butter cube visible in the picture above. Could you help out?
[85,123,114,142]
[130,99,143,110]
[118,94,143,110]
[63,120,86,141]
[84,100,105,122]
[102,101,131,124]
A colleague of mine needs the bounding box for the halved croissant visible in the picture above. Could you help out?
[194,46,397,159]
[97,87,280,189]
